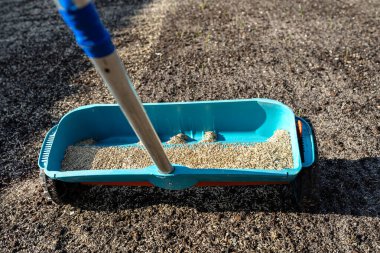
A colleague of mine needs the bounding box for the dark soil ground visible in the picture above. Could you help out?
[1,0,379,252]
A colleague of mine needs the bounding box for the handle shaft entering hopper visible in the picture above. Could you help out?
[54,0,173,174]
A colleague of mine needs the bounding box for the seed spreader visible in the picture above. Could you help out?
[39,0,318,207]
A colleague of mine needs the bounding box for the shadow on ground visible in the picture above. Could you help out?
[69,157,379,217]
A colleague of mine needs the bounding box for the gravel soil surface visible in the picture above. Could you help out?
[1,0,379,252]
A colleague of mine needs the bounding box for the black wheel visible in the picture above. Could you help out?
[291,117,320,209]
[291,164,320,209]
[40,170,82,204]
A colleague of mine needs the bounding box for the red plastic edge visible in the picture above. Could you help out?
[196,181,288,186]
[80,181,288,187]
[81,182,154,186]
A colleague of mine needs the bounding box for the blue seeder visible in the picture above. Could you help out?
[39,0,318,206]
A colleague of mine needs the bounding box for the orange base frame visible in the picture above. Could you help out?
[81,181,289,187]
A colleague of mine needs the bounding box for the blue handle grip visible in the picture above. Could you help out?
[57,0,115,58]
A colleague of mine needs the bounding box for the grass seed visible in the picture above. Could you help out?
[62,130,293,171]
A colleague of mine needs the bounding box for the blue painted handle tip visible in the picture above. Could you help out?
[57,0,115,58]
